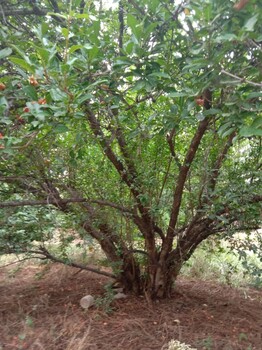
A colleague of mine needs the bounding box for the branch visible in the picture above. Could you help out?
[0,176,44,196]
[91,199,133,213]
[0,197,133,213]
[160,90,212,260]
[85,104,156,222]
[48,0,60,12]
[36,246,116,278]
[168,90,212,233]
[221,70,262,88]
[157,155,173,207]
[1,8,48,17]
[166,129,182,168]
[169,120,210,230]
[0,256,42,269]
[127,0,145,16]
[82,220,122,263]
[0,198,85,208]
[118,1,124,51]
[106,110,165,240]
[79,0,86,14]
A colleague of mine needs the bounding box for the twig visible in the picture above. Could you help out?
[0,256,44,269]
[12,132,38,149]
[221,70,262,88]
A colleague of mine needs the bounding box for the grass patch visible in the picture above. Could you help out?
[182,241,262,288]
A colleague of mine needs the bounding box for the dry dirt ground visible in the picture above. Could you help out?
[0,263,262,350]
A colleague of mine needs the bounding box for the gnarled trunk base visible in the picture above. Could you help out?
[119,258,183,299]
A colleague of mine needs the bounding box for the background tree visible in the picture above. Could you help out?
[0,0,261,298]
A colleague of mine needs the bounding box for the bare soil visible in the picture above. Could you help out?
[0,263,261,350]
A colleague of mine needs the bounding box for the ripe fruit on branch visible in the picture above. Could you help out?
[38,98,47,105]
[0,83,6,91]
[195,98,204,106]
[28,75,38,86]
[23,107,30,113]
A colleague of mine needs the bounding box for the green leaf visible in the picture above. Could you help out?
[127,14,141,40]
[124,41,134,55]
[244,14,258,32]
[0,97,8,118]
[214,34,237,43]
[203,108,222,116]
[168,91,188,97]
[148,72,170,79]
[53,124,69,133]
[0,96,8,107]
[113,57,133,67]
[47,12,67,20]
[143,23,158,40]
[0,47,12,59]
[89,21,100,44]
[246,92,262,99]
[222,127,236,137]
[61,28,69,37]
[77,94,93,104]
[196,112,205,121]
[250,117,262,129]
[69,45,83,54]
[34,46,50,65]
[9,57,34,73]
[67,57,78,66]
[131,80,146,91]
[23,86,38,100]
[75,13,89,19]
[240,126,262,137]
[10,45,32,63]
[88,46,99,61]
[50,88,68,102]
[41,23,49,37]
[217,122,233,136]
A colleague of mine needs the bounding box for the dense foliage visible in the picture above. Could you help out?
[0,0,261,298]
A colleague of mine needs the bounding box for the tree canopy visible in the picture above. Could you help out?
[0,0,261,298]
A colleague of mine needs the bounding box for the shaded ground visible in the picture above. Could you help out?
[0,263,261,350]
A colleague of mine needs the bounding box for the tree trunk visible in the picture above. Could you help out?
[119,254,142,294]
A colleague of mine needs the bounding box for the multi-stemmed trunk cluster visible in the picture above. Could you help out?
[79,89,228,298]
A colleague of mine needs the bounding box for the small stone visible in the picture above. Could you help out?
[113,292,127,300]
[80,295,95,309]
